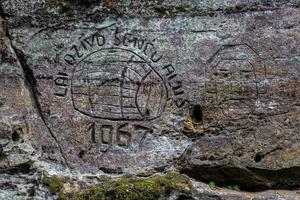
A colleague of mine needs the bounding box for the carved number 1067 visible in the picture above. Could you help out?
[87,123,153,149]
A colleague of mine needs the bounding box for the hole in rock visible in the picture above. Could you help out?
[100,167,123,174]
[78,150,85,158]
[145,109,150,116]
[12,128,22,142]
[0,146,4,157]
[28,188,35,197]
[5,162,32,174]
[191,104,203,124]
[0,98,4,107]
[254,154,262,162]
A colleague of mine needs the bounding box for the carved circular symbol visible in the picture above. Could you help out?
[205,44,267,118]
[42,29,188,174]
[71,48,168,121]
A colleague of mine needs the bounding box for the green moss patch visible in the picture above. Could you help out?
[42,175,64,194]
[153,4,198,17]
[55,172,190,200]
[45,0,123,15]
[46,0,71,11]
[209,181,216,190]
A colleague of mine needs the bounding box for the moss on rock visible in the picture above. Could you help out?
[46,0,71,12]
[42,175,64,194]
[54,172,190,200]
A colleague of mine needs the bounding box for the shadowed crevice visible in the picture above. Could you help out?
[0,161,32,175]
[4,29,69,167]
[181,165,300,192]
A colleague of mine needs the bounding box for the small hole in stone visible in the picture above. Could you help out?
[191,104,203,123]
[12,128,22,142]
[145,109,150,116]
[0,98,4,107]
[78,150,85,158]
[28,188,35,197]
[254,154,262,162]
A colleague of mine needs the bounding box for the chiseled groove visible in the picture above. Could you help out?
[4,28,69,167]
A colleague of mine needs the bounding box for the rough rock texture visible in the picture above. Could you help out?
[0,0,300,199]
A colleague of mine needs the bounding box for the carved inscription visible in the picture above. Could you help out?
[46,25,189,169]
[54,27,188,116]
[54,72,69,97]
[205,44,267,118]
[72,48,168,120]
[113,28,188,108]
[87,122,152,149]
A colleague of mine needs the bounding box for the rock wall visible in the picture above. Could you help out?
[0,0,299,199]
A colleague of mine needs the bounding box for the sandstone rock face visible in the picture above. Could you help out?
[0,0,300,199]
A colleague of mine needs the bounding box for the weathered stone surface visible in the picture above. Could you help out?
[0,0,300,199]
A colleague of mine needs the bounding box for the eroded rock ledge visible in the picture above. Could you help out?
[0,0,300,199]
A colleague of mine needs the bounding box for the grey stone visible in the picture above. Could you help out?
[0,0,300,199]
